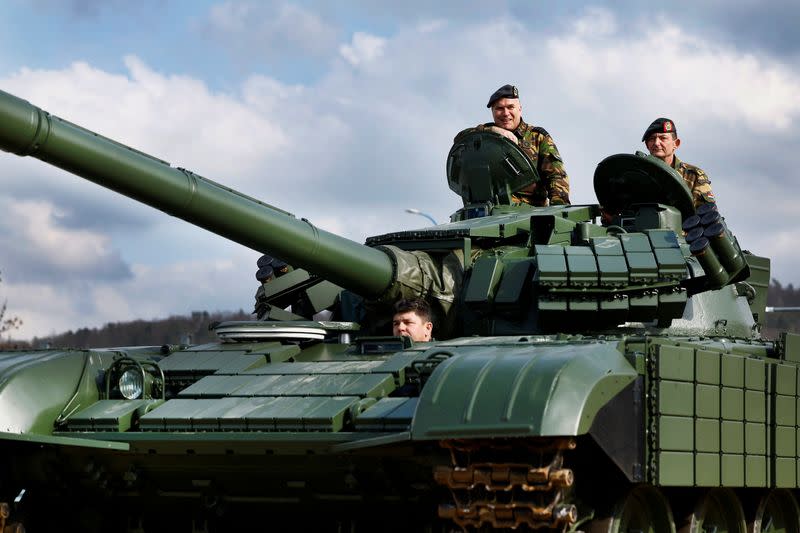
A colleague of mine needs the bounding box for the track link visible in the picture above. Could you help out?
[435,438,577,531]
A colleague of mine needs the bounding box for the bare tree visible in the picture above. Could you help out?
[0,270,22,335]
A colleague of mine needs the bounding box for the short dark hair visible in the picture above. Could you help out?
[393,298,432,322]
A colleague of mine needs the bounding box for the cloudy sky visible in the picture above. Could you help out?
[1,0,799,340]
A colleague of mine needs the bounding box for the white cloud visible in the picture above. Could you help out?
[548,12,800,132]
[241,75,307,114]
[204,0,338,58]
[416,20,447,34]
[4,200,117,271]
[205,1,253,33]
[572,6,617,37]
[3,283,75,339]
[4,58,290,176]
[3,243,257,340]
[339,32,387,66]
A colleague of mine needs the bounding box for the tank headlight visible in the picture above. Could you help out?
[118,369,144,400]
[105,357,164,401]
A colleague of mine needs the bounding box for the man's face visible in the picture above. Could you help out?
[645,133,681,162]
[392,311,432,342]
[491,98,522,131]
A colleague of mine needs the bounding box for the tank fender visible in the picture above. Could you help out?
[0,350,106,435]
[410,341,636,440]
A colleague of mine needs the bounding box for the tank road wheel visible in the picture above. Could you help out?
[749,490,800,533]
[590,485,675,533]
[680,488,746,533]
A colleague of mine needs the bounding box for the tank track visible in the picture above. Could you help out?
[435,437,577,531]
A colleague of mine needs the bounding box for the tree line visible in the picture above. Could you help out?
[763,279,800,339]
[1,310,252,350]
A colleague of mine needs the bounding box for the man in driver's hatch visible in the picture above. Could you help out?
[454,84,570,206]
[392,298,433,343]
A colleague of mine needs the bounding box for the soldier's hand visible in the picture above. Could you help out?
[489,126,518,145]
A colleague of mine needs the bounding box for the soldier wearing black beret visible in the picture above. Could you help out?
[641,117,715,208]
[454,84,570,206]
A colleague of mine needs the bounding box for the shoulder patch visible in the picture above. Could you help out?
[531,126,550,136]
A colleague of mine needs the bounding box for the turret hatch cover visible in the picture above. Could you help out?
[447,130,539,203]
[593,152,694,218]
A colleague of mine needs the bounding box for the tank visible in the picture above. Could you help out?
[0,87,794,533]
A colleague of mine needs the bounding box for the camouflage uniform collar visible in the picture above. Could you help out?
[669,155,682,169]
[513,118,530,137]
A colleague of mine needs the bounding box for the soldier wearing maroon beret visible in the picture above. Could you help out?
[454,84,570,206]
[642,117,715,208]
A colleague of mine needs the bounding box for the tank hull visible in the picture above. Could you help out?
[2,332,799,532]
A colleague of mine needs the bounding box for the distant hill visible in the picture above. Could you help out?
[7,309,252,350]
[2,277,800,350]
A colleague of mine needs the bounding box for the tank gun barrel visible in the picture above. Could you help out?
[0,89,394,298]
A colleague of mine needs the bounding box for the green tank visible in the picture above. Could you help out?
[0,87,794,533]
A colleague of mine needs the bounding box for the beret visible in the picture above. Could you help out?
[642,117,676,142]
[487,84,519,108]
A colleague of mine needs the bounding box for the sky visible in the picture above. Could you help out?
[1,0,800,340]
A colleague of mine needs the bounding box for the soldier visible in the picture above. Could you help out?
[642,117,715,208]
[455,84,570,206]
[392,298,433,342]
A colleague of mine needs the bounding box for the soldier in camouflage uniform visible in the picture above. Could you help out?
[642,117,715,208]
[454,84,570,206]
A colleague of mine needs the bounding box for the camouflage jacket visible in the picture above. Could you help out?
[672,156,715,207]
[469,120,570,206]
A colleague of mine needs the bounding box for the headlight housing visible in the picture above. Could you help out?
[118,368,144,400]
[106,357,164,400]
